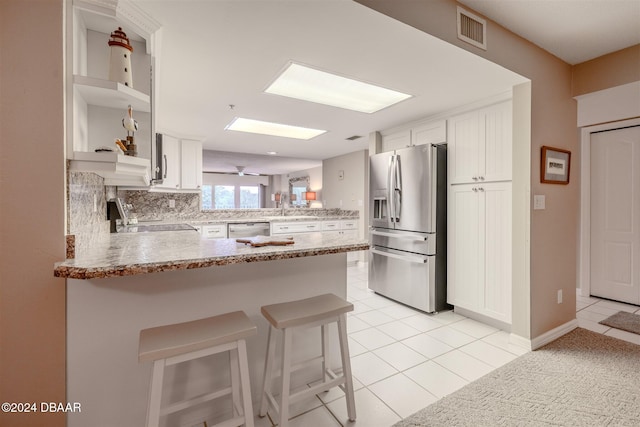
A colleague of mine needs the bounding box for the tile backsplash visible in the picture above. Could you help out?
[122,190,201,220]
[122,190,358,221]
[65,173,358,258]
[67,170,113,255]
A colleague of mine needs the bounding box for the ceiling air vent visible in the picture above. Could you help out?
[457,6,487,50]
[346,135,362,141]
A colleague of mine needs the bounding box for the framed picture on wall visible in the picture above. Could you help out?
[541,146,571,184]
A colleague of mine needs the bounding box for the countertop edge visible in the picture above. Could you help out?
[55,243,370,280]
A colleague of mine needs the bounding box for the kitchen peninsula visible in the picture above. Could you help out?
[56,231,368,427]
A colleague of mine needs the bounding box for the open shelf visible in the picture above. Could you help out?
[74,75,150,112]
[70,151,151,186]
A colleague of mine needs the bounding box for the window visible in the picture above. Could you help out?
[202,185,213,209]
[240,186,259,208]
[202,184,261,209]
[214,185,235,209]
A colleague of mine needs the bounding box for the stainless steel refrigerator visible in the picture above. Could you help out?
[368,144,449,313]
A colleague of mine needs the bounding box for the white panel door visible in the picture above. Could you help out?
[448,184,481,309]
[590,126,640,304]
[411,120,446,146]
[180,139,202,190]
[482,182,512,323]
[482,101,512,183]
[381,129,411,152]
[448,111,481,184]
[158,134,180,189]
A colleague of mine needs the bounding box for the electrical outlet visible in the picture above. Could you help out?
[169,199,175,208]
[557,289,563,304]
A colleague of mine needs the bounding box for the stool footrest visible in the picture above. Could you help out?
[213,416,248,427]
[290,375,345,405]
[160,386,233,417]
[261,391,280,417]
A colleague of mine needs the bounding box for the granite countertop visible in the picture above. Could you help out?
[127,215,357,227]
[54,230,369,280]
[184,215,357,225]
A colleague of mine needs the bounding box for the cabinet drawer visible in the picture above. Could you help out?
[341,220,358,230]
[322,221,341,231]
[202,225,226,239]
[272,222,320,234]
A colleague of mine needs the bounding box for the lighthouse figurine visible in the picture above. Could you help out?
[108,27,133,88]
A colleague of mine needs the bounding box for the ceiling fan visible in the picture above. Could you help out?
[234,166,260,176]
[203,165,264,176]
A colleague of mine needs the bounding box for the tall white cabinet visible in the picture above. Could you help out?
[447,100,513,325]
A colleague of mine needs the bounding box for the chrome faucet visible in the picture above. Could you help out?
[280,193,288,216]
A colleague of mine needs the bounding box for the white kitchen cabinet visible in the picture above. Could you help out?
[448,101,512,184]
[447,182,512,324]
[154,135,202,191]
[202,224,227,239]
[158,134,180,189]
[180,139,203,190]
[271,222,322,235]
[191,223,227,239]
[321,221,341,232]
[271,219,359,239]
[411,120,447,147]
[380,120,446,153]
[67,0,160,185]
[381,129,411,152]
[340,219,359,238]
[321,219,358,237]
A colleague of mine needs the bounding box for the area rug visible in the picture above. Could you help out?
[599,311,640,335]
[393,328,640,427]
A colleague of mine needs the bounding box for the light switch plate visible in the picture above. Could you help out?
[534,195,546,210]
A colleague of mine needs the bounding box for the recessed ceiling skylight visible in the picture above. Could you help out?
[225,117,326,140]
[265,62,412,113]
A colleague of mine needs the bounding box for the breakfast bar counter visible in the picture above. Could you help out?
[54,230,369,279]
[61,231,369,427]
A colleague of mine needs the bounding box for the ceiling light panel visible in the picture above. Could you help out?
[265,63,413,114]
[225,117,326,140]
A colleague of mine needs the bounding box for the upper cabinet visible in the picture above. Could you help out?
[448,101,512,184]
[66,0,161,186]
[180,139,204,190]
[153,134,203,192]
[380,119,446,152]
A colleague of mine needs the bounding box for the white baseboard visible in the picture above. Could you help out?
[532,319,579,350]
[453,306,511,332]
[508,333,533,351]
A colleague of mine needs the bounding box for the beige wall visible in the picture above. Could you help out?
[572,44,640,97]
[356,0,579,340]
[0,1,67,426]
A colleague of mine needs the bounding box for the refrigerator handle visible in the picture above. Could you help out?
[370,229,429,242]
[394,154,402,222]
[371,247,429,264]
[388,155,395,222]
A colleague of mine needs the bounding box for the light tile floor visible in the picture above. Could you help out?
[576,290,640,345]
[253,262,640,427]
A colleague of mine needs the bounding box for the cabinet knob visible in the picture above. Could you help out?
[479,176,485,181]
[472,187,478,192]
[479,187,485,192]
[472,176,478,181]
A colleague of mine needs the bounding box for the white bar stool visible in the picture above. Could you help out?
[138,311,257,427]
[259,293,356,427]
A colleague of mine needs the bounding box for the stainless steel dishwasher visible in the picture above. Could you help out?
[227,222,270,238]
